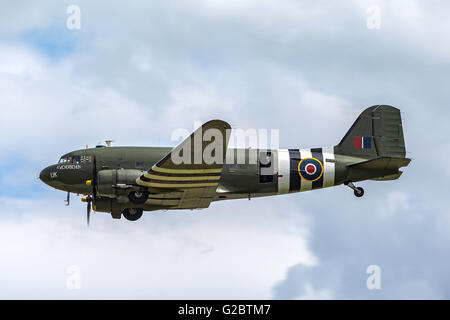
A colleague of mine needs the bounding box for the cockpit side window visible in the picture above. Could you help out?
[72,156,81,164]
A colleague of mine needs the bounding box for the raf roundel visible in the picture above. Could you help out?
[298,157,324,182]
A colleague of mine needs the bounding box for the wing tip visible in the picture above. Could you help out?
[203,119,231,130]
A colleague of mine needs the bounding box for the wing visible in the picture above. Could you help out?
[136,119,231,209]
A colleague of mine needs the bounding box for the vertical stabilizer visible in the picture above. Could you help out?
[335,105,406,159]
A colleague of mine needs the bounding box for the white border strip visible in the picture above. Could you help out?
[300,149,312,192]
[277,149,290,194]
[322,146,335,188]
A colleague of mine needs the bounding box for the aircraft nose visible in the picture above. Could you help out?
[39,166,52,184]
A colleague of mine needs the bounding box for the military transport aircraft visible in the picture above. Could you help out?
[39,105,410,225]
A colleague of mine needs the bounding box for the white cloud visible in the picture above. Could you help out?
[0,1,60,37]
[295,284,334,300]
[0,197,315,299]
[386,192,409,214]
[165,85,235,129]
[0,44,155,163]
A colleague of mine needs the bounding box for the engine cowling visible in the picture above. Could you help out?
[97,169,144,198]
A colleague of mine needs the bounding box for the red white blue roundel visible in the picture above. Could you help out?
[298,157,324,182]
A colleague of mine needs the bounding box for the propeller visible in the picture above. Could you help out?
[82,195,92,227]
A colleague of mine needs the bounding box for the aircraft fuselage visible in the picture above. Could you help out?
[39,145,396,215]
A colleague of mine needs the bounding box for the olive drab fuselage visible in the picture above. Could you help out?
[39,145,399,215]
[39,105,411,220]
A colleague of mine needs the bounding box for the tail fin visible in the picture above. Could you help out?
[335,105,407,159]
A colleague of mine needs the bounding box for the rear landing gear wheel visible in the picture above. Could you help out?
[345,182,365,198]
[123,208,143,221]
[354,187,364,198]
[129,191,149,205]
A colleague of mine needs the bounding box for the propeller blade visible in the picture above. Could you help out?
[92,153,97,208]
[85,153,97,227]
[87,199,91,227]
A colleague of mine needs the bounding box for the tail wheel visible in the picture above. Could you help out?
[129,191,149,204]
[354,187,364,198]
[123,208,143,221]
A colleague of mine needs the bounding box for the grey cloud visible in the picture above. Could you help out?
[273,185,450,299]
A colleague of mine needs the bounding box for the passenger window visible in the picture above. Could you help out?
[259,151,273,183]
[136,162,145,169]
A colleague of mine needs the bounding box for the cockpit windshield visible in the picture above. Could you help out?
[59,155,85,164]
[59,156,71,164]
[58,154,92,164]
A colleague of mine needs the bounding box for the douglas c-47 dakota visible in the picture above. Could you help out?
[40,105,411,225]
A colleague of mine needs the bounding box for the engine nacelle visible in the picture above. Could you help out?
[97,169,144,198]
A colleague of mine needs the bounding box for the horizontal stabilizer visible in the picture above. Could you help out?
[348,157,411,170]
[371,172,403,181]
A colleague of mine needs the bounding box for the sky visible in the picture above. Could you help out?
[0,0,450,299]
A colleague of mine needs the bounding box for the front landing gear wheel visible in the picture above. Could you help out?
[354,187,364,198]
[129,191,149,204]
[123,208,143,221]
